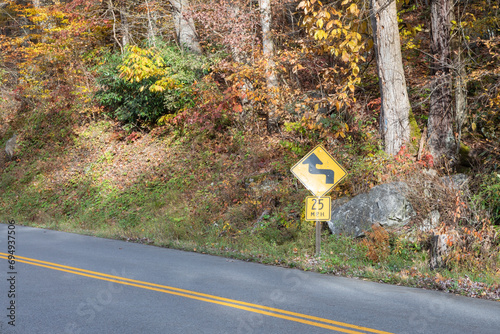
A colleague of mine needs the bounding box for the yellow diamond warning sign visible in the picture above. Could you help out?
[291,145,347,197]
[305,196,331,221]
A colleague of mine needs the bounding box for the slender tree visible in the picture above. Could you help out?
[145,0,157,46]
[259,0,279,132]
[259,0,277,89]
[170,0,202,53]
[427,0,456,165]
[370,0,411,155]
[451,4,467,152]
[120,6,131,47]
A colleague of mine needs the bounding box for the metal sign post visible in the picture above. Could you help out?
[315,221,321,256]
[291,145,347,257]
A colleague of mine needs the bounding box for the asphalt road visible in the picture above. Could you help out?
[0,224,499,334]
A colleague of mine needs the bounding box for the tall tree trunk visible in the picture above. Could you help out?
[454,47,467,152]
[259,0,278,133]
[169,0,202,54]
[259,0,277,88]
[107,0,125,52]
[451,5,467,155]
[428,0,456,165]
[370,0,411,155]
[120,9,131,47]
[145,0,157,47]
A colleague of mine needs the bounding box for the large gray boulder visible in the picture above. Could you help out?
[326,182,415,237]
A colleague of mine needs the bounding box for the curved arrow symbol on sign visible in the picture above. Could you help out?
[302,153,334,184]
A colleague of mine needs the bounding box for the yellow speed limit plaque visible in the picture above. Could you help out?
[305,196,331,221]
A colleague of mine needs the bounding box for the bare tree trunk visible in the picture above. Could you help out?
[370,0,411,155]
[428,0,456,165]
[259,0,277,88]
[454,42,467,152]
[169,0,201,53]
[451,5,467,154]
[32,0,51,7]
[259,0,278,133]
[120,9,131,47]
[109,5,119,52]
[145,0,157,47]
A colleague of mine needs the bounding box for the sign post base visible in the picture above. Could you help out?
[315,221,321,257]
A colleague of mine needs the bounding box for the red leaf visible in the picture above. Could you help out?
[233,104,243,113]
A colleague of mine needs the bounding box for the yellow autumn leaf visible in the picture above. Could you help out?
[155,85,165,92]
[292,64,305,73]
[326,20,335,30]
[348,40,357,51]
[341,50,349,63]
[349,3,359,15]
[317,18,324,29]
[352,65,359,76]
[314,29,327,40]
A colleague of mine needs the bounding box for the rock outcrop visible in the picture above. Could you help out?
[326,182,415,237]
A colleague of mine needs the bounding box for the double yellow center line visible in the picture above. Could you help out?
[0,253,392,333]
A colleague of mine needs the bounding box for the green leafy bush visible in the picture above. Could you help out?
[474,172,500,224]
[94,43,210,127]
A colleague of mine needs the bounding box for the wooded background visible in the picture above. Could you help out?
[2,1,499,165]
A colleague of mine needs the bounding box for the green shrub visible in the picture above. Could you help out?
[94,43,210,127]
[474,172,500,224]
